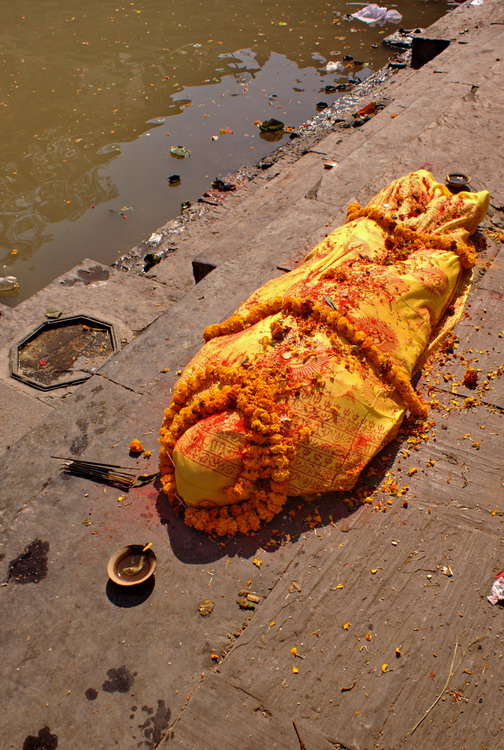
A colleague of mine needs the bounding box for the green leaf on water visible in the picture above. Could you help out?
[170,145,191,158]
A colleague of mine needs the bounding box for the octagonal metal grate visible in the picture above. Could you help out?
[10,314,118,391]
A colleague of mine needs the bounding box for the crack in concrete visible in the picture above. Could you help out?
[427,385,503,413]
[229,681,264,704]
[86,369,144,395]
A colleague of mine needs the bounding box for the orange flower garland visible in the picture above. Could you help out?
[159,363,299,536]
[346,203,476,268]
[202,296,428,418]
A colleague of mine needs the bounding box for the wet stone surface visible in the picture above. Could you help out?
[7,539,49,584]
[22,727,58,750]
[102,666,137,694]
[134,701,171,749]
[59,266,111,286]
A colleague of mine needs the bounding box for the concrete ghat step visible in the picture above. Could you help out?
[426,0,504,40]
[0,257,194,451]
[188,147,358,282]
[162,101,385,284]
[316,39,504,204]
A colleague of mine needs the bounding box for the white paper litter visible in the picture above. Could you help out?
[350,4,402,25]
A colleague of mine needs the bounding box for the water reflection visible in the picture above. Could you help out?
[1,0,454,303]
[1,133,118,254]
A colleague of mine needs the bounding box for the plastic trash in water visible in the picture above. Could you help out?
[169,145,191,158]
[325,60,345,73]
[258,119,284,133]
[0,275,19,295]
[487,570,504,605]
[147,232,163,245]
[350,4,403,25]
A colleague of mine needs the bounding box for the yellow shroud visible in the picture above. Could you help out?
[161,170,489,510]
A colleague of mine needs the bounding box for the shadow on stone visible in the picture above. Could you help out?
[105,576,155,607]
[155,431,406,563]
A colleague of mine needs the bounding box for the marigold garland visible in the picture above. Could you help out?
[202,296,428,418]
[160,363,299,536]
[346,203,476,268]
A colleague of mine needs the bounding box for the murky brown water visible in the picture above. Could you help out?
[1,0,455,304]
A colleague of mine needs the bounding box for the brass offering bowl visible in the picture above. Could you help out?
[445,173,471,190]
[107,545,157,587]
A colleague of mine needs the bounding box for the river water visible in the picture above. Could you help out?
[1,0,457,305]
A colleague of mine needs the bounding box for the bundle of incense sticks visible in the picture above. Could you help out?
[52,456,138,490]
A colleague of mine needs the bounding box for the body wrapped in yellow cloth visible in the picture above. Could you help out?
[159,170,489,535]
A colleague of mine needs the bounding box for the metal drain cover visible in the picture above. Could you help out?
[10,314,118,390]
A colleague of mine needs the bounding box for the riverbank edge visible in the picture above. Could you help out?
[112,49,406,274]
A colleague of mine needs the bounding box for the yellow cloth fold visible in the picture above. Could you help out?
[162,170,489,508]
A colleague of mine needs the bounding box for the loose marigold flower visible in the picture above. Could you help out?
[129,439,144,453]
[463,368,478,388]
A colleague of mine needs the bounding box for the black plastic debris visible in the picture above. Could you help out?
[211,178,237,192]
[143,253,161,272]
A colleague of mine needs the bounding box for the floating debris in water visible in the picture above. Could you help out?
[258,118,284,133]
[169,145,191,158]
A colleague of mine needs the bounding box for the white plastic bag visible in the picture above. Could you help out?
[325,60,345,72]
[351,4,402,25]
